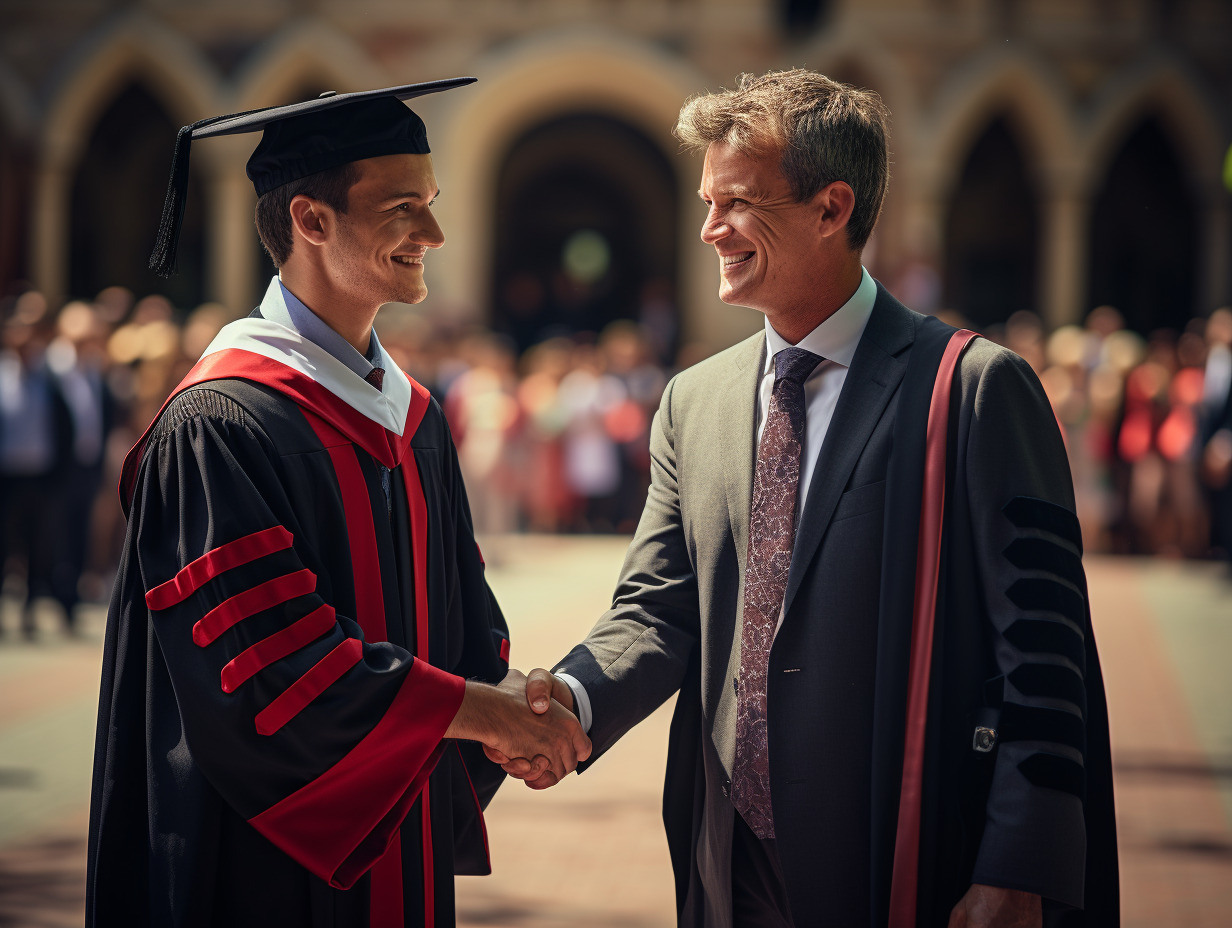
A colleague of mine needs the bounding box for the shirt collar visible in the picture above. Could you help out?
[258,276,383,380]
[762,267,877,374]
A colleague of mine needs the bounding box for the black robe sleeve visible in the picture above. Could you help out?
[954,342,1099,909]
[129,390,466,890]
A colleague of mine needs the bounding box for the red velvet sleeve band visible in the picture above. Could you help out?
[254,637,364,736]
[145,526,294,610]
[192,569,317,647]
[247,657,466,888]
[220,604,337,694]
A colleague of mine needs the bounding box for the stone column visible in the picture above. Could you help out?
[1039,174,1090,330]
[31,155,71,307]
[203,138,256,316]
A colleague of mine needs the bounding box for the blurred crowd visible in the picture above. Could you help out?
[2,284,1231,638]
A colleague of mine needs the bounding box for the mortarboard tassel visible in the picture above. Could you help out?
[148,122,197,278]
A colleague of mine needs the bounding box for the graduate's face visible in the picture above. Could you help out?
[328,153,444,308]
[697,141,828,319]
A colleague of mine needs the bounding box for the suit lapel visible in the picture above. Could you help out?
[781,285,917,617]
[721,334,766,580]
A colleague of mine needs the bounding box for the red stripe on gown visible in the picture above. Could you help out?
[307,414,401,926]
[887,329,977,926]
[254,637,364,736]
[220,604,336,693]
[192,568,317,646]
[246,658,464,889]
[120,347,437,512]
[402,456,438,927]
[146,526,294,610]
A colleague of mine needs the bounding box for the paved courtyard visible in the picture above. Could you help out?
[1,537,1229,926]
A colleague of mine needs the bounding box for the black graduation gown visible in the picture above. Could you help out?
[87,326,508,928]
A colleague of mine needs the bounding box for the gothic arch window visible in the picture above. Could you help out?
[69,83,204,308]
[490,114,679,357]
[1087,117,1197,334]
[942,117,1040,329]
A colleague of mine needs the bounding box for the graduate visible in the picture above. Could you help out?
[87,80,589,928]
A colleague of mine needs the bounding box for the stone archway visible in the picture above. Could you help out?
[69,83,206,308]
[942,118,1040,328]
[490,113,679,358]
[1087,118,1198,334]
[429,32,731,351]
[34,13,218,307]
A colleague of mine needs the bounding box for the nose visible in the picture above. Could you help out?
[700,206,728,245]
[415,208,445,249]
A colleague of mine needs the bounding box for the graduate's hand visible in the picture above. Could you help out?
[947,884,1042,928]
[488,668,580,789]
[448,669,591,784]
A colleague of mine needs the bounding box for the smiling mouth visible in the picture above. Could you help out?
[722,252,754,268]
[393,254,424,266]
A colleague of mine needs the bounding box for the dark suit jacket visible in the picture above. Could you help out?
[556,285,1117,927]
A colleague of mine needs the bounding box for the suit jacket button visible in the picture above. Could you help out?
[722,778,731,798]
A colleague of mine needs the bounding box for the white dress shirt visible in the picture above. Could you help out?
[562,268,878,733]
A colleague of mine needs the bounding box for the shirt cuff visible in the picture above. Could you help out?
[554,672,592,734]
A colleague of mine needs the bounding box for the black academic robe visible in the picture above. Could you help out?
[87,322,508,928]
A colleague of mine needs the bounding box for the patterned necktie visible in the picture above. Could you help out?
[364,366,385,391]
[731,346,822,840]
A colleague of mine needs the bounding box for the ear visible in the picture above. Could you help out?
[288,195,331,248]
[813,181,856,243]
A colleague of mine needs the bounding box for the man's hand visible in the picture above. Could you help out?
[483,668,578,790]
[947,884,1042,928]
[446,669,591,784]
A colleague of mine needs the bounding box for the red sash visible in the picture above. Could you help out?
[887,328,979,926]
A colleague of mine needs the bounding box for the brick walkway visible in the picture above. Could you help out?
[1,541,1229,926]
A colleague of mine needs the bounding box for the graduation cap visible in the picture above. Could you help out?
[149,77,476,277]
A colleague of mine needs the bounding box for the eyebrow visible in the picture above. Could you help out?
[697,183,760,201]
[380,189,441,208]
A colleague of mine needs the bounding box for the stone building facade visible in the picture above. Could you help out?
[1,0,1229,353]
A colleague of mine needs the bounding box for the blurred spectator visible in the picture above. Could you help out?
[1004,309,1047,374]
[1154,325,1210,558]
[445,332,523,548]
[1116,330,1177,554]
[637,278,679,365]
[517,338,575,532]
[598,321,666,532]
[44,301,119,628]
[558,342,626,532]
[6,278,1232,617]
[1201,307,1232,567]
[0,291,67,637]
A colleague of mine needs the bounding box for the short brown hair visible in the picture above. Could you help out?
[254,162,358,266]
[674,69,890,250]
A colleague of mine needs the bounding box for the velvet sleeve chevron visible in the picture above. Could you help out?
[130,389,465,890]
[956,343,1093,910]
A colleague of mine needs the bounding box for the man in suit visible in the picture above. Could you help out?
[498,69,1117,927]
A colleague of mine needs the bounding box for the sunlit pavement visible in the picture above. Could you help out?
[1,539,1229,927]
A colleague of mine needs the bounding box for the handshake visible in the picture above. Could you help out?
[446,668,590,789]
